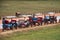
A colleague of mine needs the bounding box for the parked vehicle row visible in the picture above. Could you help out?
[2,12,60,32]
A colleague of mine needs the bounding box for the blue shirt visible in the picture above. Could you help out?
[32,18,38,21]
[45,16,50,19]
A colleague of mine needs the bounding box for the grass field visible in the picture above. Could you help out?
[0,1,60,40]
[0,24,60,40]
[0,1,60,16]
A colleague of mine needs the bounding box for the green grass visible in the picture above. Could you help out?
[0,24,60,40]
[0,1,60,16]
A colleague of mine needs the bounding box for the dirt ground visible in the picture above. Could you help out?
[0,23,60,36]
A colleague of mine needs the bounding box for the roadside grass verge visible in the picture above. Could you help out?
[0,24,60,40]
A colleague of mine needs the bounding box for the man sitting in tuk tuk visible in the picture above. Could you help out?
[10,19,17,29]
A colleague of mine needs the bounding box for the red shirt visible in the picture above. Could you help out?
[5,20,9,24]
[37,17,42,22]
[11,20,16,23]
[29,18,33,22]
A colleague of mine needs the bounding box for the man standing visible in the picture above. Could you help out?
[2,17,6,31]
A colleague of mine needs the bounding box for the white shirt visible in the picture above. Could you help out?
[0,24,3,29]
[57,16,60,22]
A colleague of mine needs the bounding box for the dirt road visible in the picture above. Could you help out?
[0,23,60,35]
